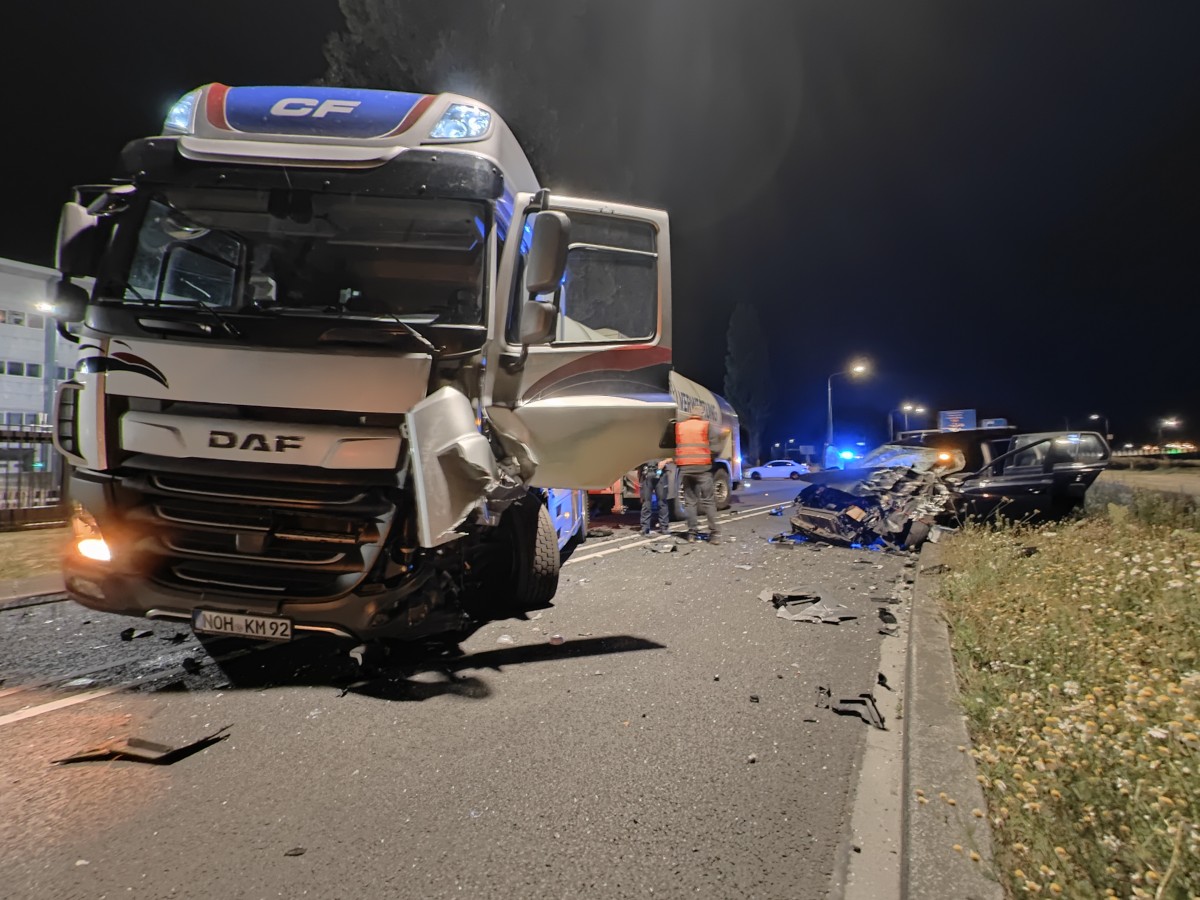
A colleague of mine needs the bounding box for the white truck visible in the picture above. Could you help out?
[50,84,675,644]
[590,372,743,516]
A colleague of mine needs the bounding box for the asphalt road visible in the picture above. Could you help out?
[0,482,910,900]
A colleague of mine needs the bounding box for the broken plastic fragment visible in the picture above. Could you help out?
[833,693,886,729]
[53,725,231,765]
[119,627,153,641]
[284,847,306,857]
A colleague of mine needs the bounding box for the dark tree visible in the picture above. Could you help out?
[723,302,773,465]
[322,0,641,190]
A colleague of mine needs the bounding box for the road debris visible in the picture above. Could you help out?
[284,847,307,857]
[734,564,754,571]
[549,634,565,646]
[119,627,153,641]
[586,528,615,538]
[833,693,887,730]
[747,753,758,764]
[769,506,785,516]
[815,685,831,709]
[181,657,203,674]
[749,694,760,703]
[53,725,231,765]
[920,563,951,575]
[64,677,97,688]
[496,634,515,645]
[767,590,856,624]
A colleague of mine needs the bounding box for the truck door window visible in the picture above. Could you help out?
[509,212,658,345]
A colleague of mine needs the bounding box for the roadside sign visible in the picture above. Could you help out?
[939,409,977,432]
[981,418,1008,428]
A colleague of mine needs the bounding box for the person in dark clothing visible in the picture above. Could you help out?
[639,458,671,535]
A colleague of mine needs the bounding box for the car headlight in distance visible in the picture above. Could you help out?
[71,503,112,562]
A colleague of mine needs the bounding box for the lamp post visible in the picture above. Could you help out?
[1088,413,1110,440]
[887,402,926,440]
[1158,417,1180,449]
[826,359,870,460]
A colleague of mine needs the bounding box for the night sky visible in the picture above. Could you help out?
[6,2,1198,449]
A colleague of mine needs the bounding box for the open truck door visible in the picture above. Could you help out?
[486,195,675,489]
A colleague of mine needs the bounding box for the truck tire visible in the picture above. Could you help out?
[713,468,732,510]
[503,498,560,610]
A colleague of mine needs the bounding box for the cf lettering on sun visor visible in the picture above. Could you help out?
[209,431,304,452]
[269,98,361,118]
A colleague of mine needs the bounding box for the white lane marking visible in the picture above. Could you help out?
[564,500,786,566]
[0,640,281,729]
[0,675,159,727]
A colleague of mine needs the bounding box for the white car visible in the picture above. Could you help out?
[746,459,810,480]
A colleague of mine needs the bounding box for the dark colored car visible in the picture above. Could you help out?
[789,430,1111,547]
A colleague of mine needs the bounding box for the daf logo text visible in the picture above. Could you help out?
[208,431,305,453]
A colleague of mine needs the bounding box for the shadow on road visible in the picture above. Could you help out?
[170,634,665,703]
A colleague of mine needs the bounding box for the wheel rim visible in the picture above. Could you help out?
[714,477,729,506]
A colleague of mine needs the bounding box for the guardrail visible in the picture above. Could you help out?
[0,425,68,530]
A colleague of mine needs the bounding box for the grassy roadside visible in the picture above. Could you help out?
[936,499,1199,898]
[0,526,68,582]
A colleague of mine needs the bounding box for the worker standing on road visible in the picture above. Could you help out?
[674,412,723,544]
[638,458,672,535]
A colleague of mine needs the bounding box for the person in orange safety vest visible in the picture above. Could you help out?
[674,412,723,543]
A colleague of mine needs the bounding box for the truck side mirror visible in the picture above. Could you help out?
[52,280,89,324]
[523,211,570,295]
[55,201,101,277]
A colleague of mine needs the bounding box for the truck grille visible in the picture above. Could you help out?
[118,466,395,602]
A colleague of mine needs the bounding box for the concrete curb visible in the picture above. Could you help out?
[902,541,1003,900]
[0,572,65,608]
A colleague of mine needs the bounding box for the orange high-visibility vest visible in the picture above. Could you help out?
[675,417,712,467]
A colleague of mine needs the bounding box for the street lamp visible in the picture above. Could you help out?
[826,358,870,458]
[1088,413,1110,439]
[887,402,926,440]
[1158,417,1180,449]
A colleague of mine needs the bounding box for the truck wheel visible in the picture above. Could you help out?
[713,468,731,510]
[503,498,560,610]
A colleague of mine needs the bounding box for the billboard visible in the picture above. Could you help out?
[938,409,977,432]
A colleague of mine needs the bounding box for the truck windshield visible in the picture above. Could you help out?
[106,188,488,327]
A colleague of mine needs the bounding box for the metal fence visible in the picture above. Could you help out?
[0,424,68,530]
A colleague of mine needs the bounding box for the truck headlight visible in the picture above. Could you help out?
[71,504,112,562]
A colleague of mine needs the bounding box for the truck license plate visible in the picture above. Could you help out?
[192,609,292,641]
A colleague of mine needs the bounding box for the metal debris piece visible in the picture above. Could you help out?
[877,673,893,691]
[749,694,760,703]
[833,693,887,729]
[734,564,753,571]
[815,685,831,709]
[549,634,565,646]
[879,624,900,637]
[769,506,785,516]
[53,725,231,765]
[119,627,153,641]
[181,657,203,674]
[284,847,306,857]
[64,677,97,688]
[776,599,856,624]
[647,542,677,553]
[877,608,898,625]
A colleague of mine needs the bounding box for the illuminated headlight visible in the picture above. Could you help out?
[71,504,112,563]
[163,88,202,135]
[429,103,492,140]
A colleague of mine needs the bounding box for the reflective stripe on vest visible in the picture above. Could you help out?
[675,418,711,467]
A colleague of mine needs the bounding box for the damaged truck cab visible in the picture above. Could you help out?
[51,84,675,642]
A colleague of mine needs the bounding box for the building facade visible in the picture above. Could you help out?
[0,257,79,426]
